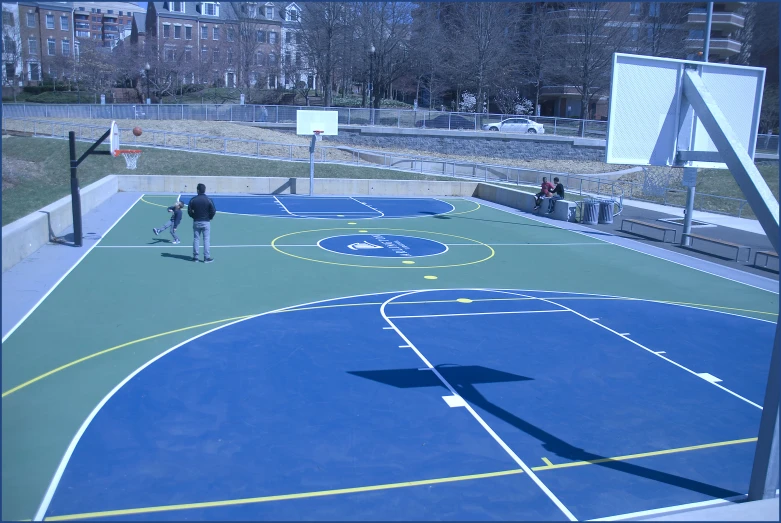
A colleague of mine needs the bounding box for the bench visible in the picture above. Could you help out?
[682,233,751,262]
[754,250,778,268]
[535,197,577,222]
[620,219,677,243]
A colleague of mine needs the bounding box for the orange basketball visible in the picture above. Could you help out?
[133,126,143,136]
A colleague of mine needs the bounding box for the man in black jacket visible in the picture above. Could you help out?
[188,183,217,263]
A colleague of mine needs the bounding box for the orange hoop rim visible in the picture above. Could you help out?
[313,130,323,134]
[114,149,143,156]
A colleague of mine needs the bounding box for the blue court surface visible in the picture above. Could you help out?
[175,195,455,219]
[41,289,772,521]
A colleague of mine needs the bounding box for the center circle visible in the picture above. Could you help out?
[317,234,448,258]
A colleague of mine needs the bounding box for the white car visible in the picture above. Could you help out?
[482,118,545,134]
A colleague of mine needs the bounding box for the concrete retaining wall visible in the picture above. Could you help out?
[116,175,479,197]
[2,175,118,272]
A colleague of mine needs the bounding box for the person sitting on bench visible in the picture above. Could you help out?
[534,177,554,210]
[546,177,565,213]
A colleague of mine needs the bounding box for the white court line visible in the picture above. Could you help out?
[96,244,319,248]
[445,242,609,246]
[497,290,764,410]
[589,494,747,521]
[271,195,294,216]
[387,310,568,320]
[349,196,385,217]
[2,194,144,344]
[473,198,778,295]
[380,290,577,521]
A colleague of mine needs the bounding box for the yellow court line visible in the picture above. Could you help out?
[541,457,553,466]
[139,197,171,209]
[271,227,495,269]
[446,200,481,216]
[1,315,255,398]
[533,296,777,317]
[45,436,757,521]
[8,294,774,397]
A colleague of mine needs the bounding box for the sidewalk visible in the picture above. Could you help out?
[620,198,767,236]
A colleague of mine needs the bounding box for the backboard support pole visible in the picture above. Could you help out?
[309,133,317,196]
[681,67,780,502]
[67,127,111,247]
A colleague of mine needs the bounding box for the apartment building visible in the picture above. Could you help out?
[2,3,23,86]
[276,1,316,91]
[15,1,74,83]
[71,2,144,47]
[145,1,282,89]
[685,2,746,62]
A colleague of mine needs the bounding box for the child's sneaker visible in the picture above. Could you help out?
[153,228,159,235]
[204,258,214,263]
[192,256,198,261]
[173,240,180,244]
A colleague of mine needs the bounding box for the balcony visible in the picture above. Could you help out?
[688,11,744,30]
[685,37,742,56]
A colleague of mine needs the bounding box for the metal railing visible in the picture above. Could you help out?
[0,102,610,139]
[2,116,624,203]
[617,179,756,219]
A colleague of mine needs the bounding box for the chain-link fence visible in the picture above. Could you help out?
[1,103,611,139]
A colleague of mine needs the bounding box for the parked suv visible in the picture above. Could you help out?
[482,117,545,134]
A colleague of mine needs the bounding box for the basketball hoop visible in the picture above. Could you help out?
[313,130,323,141]
[115,149,142,170]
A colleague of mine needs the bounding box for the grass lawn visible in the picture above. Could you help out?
[1,136,455,226]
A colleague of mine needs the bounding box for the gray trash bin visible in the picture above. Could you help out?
[581,199,599,225]
[598,199,615,224]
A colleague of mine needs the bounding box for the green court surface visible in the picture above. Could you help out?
[2,194,778,521]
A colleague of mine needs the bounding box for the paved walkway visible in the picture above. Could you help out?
[621,198,767,236]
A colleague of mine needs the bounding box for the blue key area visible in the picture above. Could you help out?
[176,195,454,219]
[318,234,448,258]
[44,290,765,521]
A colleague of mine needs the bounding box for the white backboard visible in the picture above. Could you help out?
[296,110,339,136]
[109,120,120,156]
[605,53,765,169]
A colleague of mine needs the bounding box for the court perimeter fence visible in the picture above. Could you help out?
[3,116,768,219]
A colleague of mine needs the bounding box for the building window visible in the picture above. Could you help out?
[227,48,233,64]
[185,26,192,40]
[171,2,185,13]
[4,36,16,54]
[163,24,171,38]
[28,36,37,55]
[268,52,276,64]
[265,6,273,18]
[47,37,55,55]
[27,12,35,27]
[630,2,640,15]
[184,47,192,61]
[287,9,297,21]
[296,52,301,66]
[296,32,301,44]
[3,11,14,26]
[631,27,638,41]
[62,39,70,55]
[174,25,181,39]
[202,2,219,17]
[256,50,263,65]
[201,25,208,39]
[45,14,54,29]
[227,28,234,42]
[165,47,176,61]
[60,15,69,30]
[286,31,292,44]
[119,11,123,16]
[648,2,660,17]
[213,47,219,61]
[6,63,15,81]
[29,62,39,81]
[97,9,101,13]
[256,30,265,43]
[269,32,276,44]
[201,46,208,60]
[213,26,219,40]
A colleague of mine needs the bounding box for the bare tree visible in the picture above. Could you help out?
[1,12,23,101]
[637,2,691,58]
[72,38,113,101]
[553,2,633,125]
[517,3,558,115]
[441,2,515,112]
[224,3,270,98]
[409,2,449,110]
[297,2,347,107]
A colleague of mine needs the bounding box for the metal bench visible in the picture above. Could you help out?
[754,250,779,268]
[620,219,677,243]
[682,233,751,262]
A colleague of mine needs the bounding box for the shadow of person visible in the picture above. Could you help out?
[161,252,194,261]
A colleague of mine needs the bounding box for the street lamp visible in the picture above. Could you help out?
[144,62,151,104]
[369,44,375,125]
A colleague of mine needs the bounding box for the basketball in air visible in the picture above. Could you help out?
[133,126,143,137]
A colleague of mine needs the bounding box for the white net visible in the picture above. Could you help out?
[641,167,673,197]
[119,150,142,170]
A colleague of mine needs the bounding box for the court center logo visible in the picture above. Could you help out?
[318,234,448,258]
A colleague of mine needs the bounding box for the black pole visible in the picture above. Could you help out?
[69,131,83,247]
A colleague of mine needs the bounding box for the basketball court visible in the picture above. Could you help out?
[2,56,779,521]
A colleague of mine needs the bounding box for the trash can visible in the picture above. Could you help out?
[581,199,599,225]
[598,199,616,224]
